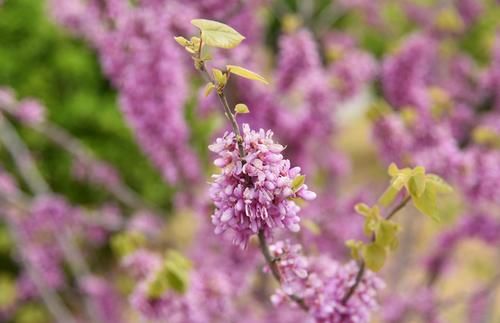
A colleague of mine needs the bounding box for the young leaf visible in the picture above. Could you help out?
[226,65,269,84]
[425,174,453,193]
[363,243,387,272]
[364,206,382,236]
[354,203,371,216]
[291,175,306,192]
[235,103,250,114]
[164,262,189,294]
[346,240,363,261]
[204,83,215,97]
[378,185,400,207]
[408,173,426,198]
[376,220,400,248]
[191,19,245,49]
[412,185,440,221]
[212,68,227,86]
[388,163,399,177]
[174,36,190,47]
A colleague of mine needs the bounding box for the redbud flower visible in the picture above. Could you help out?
[209,124,316,248]
[270,240,385,323]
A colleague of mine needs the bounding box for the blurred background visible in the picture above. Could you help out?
[0,0,500,322]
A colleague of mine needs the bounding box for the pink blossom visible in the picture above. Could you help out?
[209,124,316,248]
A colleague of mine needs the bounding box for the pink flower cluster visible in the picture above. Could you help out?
[270,240,385,323]
[14,196,79,296]
[209,124,316,248]
[50,0,200,187]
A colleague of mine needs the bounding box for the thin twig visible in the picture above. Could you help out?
[0,102,153,211]
[0,115,49,194]
[258,230,309,311]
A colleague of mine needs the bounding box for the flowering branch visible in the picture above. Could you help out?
[176,21,313,312]
[196,41,310,312]
[0,191,76,323]
[0,114,105,323]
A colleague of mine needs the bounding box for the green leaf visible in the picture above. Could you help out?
[412,184,440,221]
[191,19,245,49]
[111,232,146,257]
[426,174,453,193]
[346,240,364,261]
[408,173,426,198]
[235,103,250,114]
[164,262,189,294]
[174,36,190,47]
[212,68,226,86]
[291,175,305,192]
[226,65,269,84]
[388,163,399,177]
[354,203,371,216]
[363,243,387,272]
[378,185,400,207]
[204,82,215,97]
[148,251,192,298]
[0,275,17,308]
[376,220,400,248]
[363,206,381,236]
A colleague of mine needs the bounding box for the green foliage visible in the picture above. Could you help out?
[191,19,245,49]
[352,202,401,272]
[472,126,500,148]
[346,239,363,261]
[379,163,452,221]
[235,103,250,114]
[226,65,269,85]
[291,175,306,192]
[350,162,452,272]
[111,232,146,258]
[0,274,17,309]
[212,68,228,87]
[204,82,216,97]
[0,226,12,254]
[363,243,387,272]
[14,303,48,323]
[148,250,192,298]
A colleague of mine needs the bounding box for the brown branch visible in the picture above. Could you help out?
[258,230,309,311]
